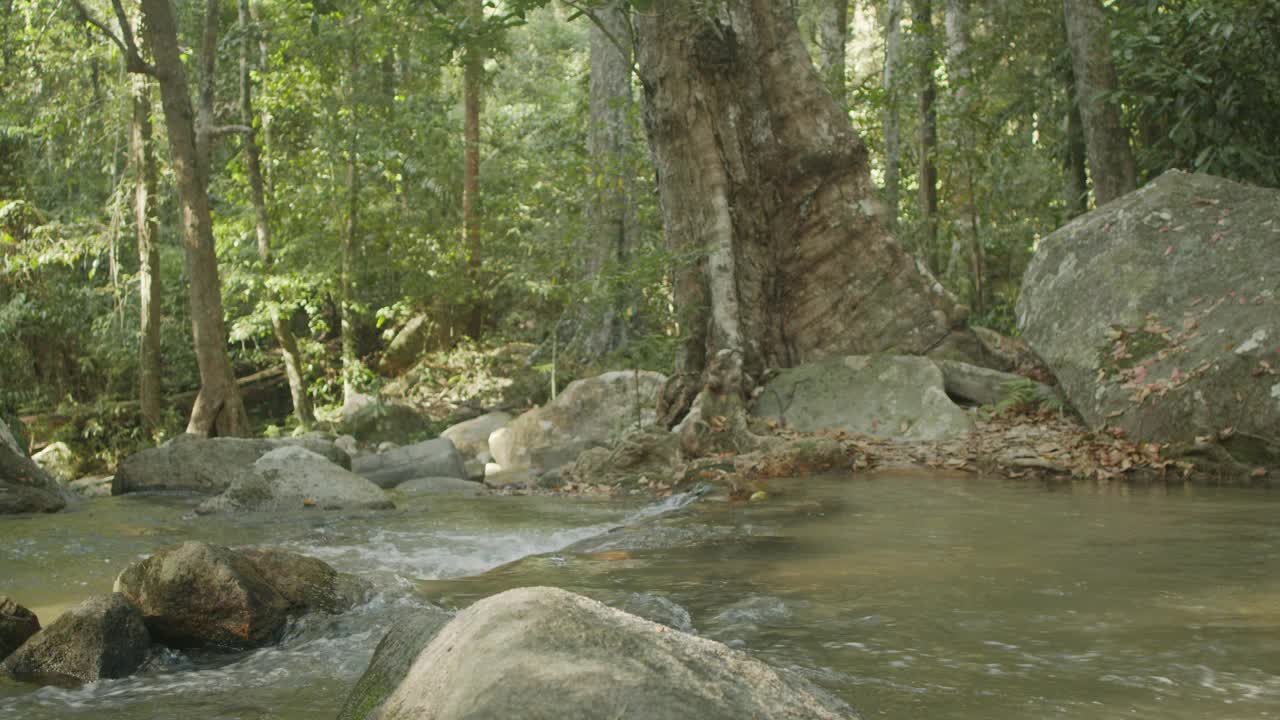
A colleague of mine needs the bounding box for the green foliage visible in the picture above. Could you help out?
[996,378,1066,416]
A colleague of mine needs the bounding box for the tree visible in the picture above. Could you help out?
[340,16,362,406]
[237,0,314,428]
[462,0,485,338]
[812,0,848,105]
[913,0,939,269]
[635,1,968,427]
[129,71,162,432]
[1062,0,1135,205]
[881,0,904,230]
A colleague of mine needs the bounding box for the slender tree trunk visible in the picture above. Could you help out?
[914,0,939,270]
[813,0,848,105]
[882,0,903,230]
[1062,0,1136,205]
[567,1,635,362]
[138,0,249,437]
[636,0,966,415]
[462,0,484,339]
[238,0,313,428]
[1063,68,1089,218]
[130,73,162,432]
[942,0,981,315]
[341,31,361,406]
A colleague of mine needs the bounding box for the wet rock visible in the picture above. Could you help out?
[364,587,856,720]
[441,411,511,460]
[491,370,667,473]
[67,475,113,497]
[395,476,486,495]
[112,436,352,496]
[1018,171,1280,476]
[337,606,454,720]
[616,592,694,633]
[482,465,532,489]
[752,355,974,441]
[31,442,76,482]
[197,446,393,514]
[239,548,371,613]
[353,438,467,489]
[0,593,149,683]
[1,418,68,514]
[0,596,40,662]
[113,541,290,650]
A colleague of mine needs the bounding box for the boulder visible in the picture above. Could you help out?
[336,399,432,446]
[113,541,290,650]
[68,475,113,497]
[563,428,680,487]
[379,314,435,377]
[490,370,667,473]
[0,593,149,683]
[0,596,40,662]
[395,476,486,495]
[1018,171,1280,475]
[482,465,533,489]
[751,355,974,441]
[112,436,352,496]
[363,587,856,720]
[337,607,454,720]
[31,441,76,482]
[935,359,1057,407]
[334,434,359,457]
[352,438,467,489]
[441,411,511,460]
[196,446,393,514]
[1,418,68,514]
[238,548,371,613]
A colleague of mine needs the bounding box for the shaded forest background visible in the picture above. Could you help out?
[2,0,1278,466]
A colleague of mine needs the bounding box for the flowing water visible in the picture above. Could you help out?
[2,474,1278,719]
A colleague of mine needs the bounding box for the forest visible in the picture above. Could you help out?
[2,0,1280,718]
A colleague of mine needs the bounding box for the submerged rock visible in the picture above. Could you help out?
[1018,171,1280,477]
[352,437,467,489]
[359,587,856,720]
[751,355,974,441]
[337,607,454,720]
[490,370,667,474]
[197,446,393,514]
[394,476,486,495]
[112,436,352,496]
[0,593,149,683]
[0,596,40,662]
[0,418,68,514]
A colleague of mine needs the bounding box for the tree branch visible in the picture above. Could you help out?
[69,0,155,75]
[211,124,255,136]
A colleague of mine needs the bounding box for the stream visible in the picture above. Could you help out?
[1,473,1278,719]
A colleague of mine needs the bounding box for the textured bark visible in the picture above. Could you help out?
[568,1,636,361]
[914,0,939,269]
[812,0,848,105]
[1063,68,1089,218]
[341,32,361,406]
[942,0,982,316]
[238,0,313,428]
[130,74,162,432]
[882,0,903,230]
[462,0,484,338]
[139,0,249,437]
[635,1,966,407]
[1062,0,1136,205]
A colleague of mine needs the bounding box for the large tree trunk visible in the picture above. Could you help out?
[1062,0,1135,205]
[913,0,939,270]
[462,0,484,339]
[812,0,848,105]
[129,73,162,432]
[882,0,904,230]
[566,1,636,362]
[941,0,982,316]
[238,0,314,428]
[139,0,249,437]
[636,0,966,418]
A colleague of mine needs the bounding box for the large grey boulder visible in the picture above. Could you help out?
[441,411,511,460]
[337,607,454,720]
[197,446,393,514]
[751,355,974,441]
[0,596,40,662]
[1018,171,1280,475]
[353,437,467,489]
[1,418,68,514]
[489,370,667,473]
[114,541,290,650]
[112,436,351,496]
[0,593,150,683]
[359,587,856,720]
[238,548,372,614]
